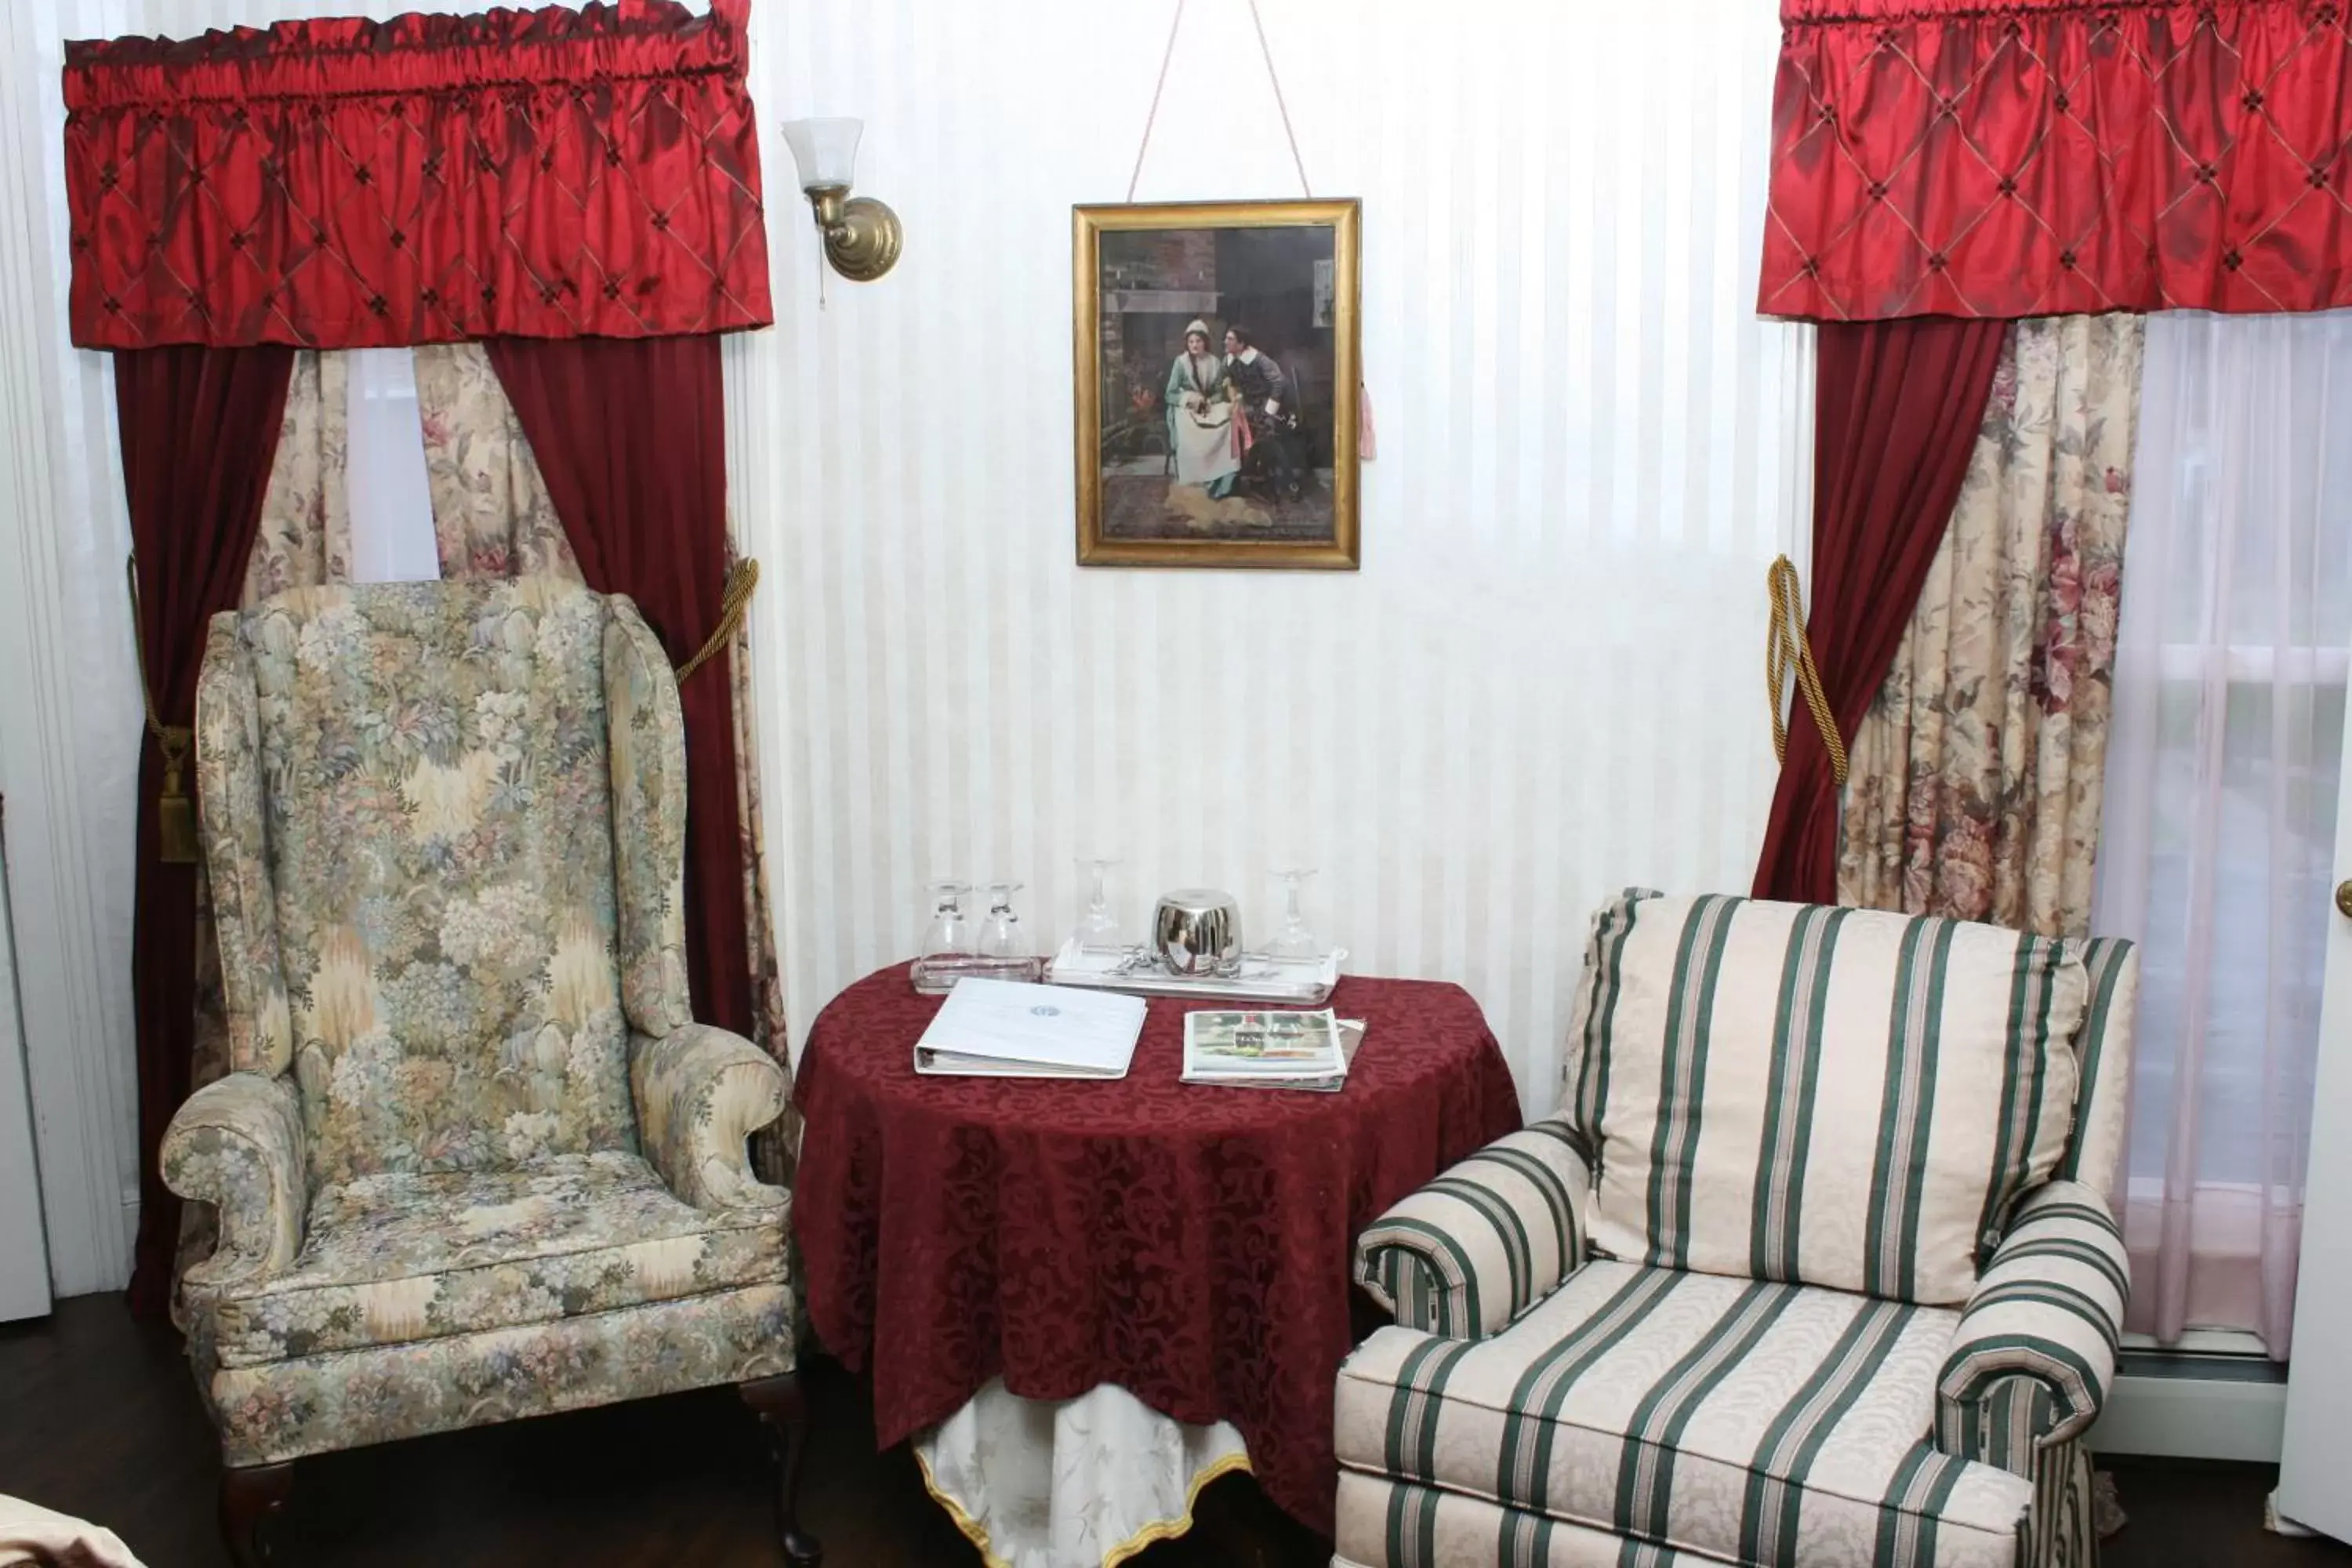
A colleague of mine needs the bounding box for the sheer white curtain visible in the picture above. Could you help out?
[344,348,441,584]
[2094,310,2352,1356]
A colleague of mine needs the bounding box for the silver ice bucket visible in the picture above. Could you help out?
[1152,889,1243,978]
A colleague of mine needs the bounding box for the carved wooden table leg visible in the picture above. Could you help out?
[741,1373,822,1566]
[219,1461,296,1567]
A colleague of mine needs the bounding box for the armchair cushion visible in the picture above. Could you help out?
[1563,891,2088,1306]
[209,1283,797,1469]
[2053,937,2139,1201]
[214,582,641,1189]
[203,1150,786,1369]
[1334,1260,2032,1568]
[162,1072,307,1293]
[1353,1118,1592,1339]
[1935,1180,2125,1463]
[630,1025,791,1214]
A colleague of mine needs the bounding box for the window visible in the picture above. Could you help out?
[2095,310,2352,1351]
[345,347,441,583]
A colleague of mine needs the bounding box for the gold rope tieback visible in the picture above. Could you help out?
[1765,554,1848,788]
[125,554,200,864]
[676,557,760,685]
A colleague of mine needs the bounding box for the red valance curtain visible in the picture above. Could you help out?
[64,0,771,350]
[1760,0,2352,320]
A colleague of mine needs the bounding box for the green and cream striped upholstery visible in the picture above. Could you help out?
[1334,1260,2034,1568]
[1354,1119,1594,1340]
[1336,1458,2098,1568]
[1563,892,2089,1307]
[1936,1180,2126,1465]
[2052,937,2138,1202]
[1334,1471,1713,1566]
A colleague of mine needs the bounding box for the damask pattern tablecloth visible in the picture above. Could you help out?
[793,966,1523,1536]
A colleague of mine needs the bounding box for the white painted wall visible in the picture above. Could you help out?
[725,0,1813,1106]
[0,0,150,1298]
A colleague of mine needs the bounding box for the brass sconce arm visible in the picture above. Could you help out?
[804,183,902,282]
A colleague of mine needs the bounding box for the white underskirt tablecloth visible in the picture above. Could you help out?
[913,1380,1250,1568]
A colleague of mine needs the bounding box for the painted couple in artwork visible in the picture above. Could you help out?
[1163,320,1305,505]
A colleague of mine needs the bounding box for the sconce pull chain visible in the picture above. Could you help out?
[1127,0,1312,203]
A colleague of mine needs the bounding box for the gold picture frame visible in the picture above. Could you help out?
[1073,198,1361,569]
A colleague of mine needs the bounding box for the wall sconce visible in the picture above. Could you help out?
[780,117,902,283]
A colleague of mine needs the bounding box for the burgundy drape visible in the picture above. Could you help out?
[64,0,771,350]
[1760,0,2352,320]
[119,345,296,1316]
[485,334,751,1035]
[1751,318,2006,904]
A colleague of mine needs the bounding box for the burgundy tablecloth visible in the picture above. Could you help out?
[793,966,1523,1537]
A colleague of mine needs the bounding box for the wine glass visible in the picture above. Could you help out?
[912,880,974,994]
[978,880,1032,971]
[1266,868,1319,960]
[1076,857,1123,950]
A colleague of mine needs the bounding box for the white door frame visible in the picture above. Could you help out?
[0,817,53,1320]
[2273,685,2352,1542]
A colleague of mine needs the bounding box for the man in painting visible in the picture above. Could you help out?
[1164,319,1240,499]
[1224,325,1305,501]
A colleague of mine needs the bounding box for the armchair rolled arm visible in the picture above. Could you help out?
[161,1072,306,1293]
[630,1024,791,1214]
[1935,1180,2127,1472]
[1353,1116,1592,1340]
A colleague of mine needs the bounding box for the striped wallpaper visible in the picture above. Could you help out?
[725,0,1815,1111]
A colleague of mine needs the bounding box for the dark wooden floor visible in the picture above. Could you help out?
[0,1294,2343,1567]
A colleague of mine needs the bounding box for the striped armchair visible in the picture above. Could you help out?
[1336,893,2136,1568]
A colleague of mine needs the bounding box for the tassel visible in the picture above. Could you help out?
[157,726,198,866]
[125,557,199,865]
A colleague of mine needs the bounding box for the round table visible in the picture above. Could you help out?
[792,964,1523,1550]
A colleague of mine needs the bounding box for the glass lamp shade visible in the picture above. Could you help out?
[781,117,862,192]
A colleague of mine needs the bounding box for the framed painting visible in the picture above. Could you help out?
[1073,198,1361,569]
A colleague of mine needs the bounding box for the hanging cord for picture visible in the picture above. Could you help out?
[1127,0,1314,202]
[1246,0,1313,197]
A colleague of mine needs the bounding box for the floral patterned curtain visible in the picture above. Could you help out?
[725,579,795,1179]
[412,343,580,583]
[242,352,350,600]
[412,350,797,1180]
[1837,314,2146,938]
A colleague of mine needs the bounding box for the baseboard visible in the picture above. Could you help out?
[2089,1361,2288,1463]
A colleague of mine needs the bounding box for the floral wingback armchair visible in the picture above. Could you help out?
[1334,892,2137,1568]
[167,579,817,1567]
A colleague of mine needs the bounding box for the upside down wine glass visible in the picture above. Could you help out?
[978,880,1040,982]
[1076,857,1123,951]
[911,880,975,994]
[1266,867,1319,960]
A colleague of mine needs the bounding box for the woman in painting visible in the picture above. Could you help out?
[1163,319,1240,500]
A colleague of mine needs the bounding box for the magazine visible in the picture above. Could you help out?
[1181,1009,1352,1092]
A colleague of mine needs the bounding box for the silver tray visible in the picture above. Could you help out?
[1044,938,1345,1006]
